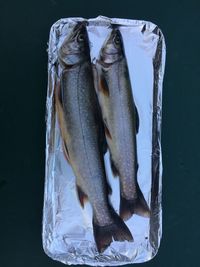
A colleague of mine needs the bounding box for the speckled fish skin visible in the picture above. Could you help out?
[94,28,150,220]
[56,22,133,252]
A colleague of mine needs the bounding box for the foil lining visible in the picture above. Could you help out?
[43,16,166,266]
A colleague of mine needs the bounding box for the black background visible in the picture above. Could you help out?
[0,1,200,266]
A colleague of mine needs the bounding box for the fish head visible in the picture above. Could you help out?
[58,22,90,66]
[100,29,124,65]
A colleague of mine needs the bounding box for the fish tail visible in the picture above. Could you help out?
[93,209,133,253]
[120,184,150,220]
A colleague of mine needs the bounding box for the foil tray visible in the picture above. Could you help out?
[43,16,166,266]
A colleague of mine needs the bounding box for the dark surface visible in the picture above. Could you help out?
[0,0,199,266]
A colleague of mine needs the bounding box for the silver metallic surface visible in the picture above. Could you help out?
[43,16,166,265]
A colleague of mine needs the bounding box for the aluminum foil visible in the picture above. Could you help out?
[43,16,166,265]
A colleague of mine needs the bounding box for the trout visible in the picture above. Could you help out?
[93,28,150,220]
[55,22,133,252]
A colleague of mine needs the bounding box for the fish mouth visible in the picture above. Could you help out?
[99,28,124,64]
[108,28,122,39]
[65,20,88,45]
[59,21,89,57]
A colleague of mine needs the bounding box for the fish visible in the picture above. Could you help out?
[93,28,150,221]
[55,22,133,253]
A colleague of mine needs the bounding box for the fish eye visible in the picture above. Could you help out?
[77,33,84,42]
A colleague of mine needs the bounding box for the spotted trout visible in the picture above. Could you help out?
[93,28,150,220]
[55,22,133,252]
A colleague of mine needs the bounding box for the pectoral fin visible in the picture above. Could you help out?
[76,185,88,208]
[93,63,109,97]
[99,74,109,96]
[55,80,70,156]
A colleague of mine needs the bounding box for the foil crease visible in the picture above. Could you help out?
[43,16,166,266]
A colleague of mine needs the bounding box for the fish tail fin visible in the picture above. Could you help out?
[93,209,133,253]
[120,185,150,220]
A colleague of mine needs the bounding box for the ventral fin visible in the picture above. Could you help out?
[110,155,119,177]
[94,97,108,155]
[135,106,139,134]
[104,121,112,139]
[62,141,70,163]
[107,181,112,195]
[55,79,63,104]
[76,185,88,208]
